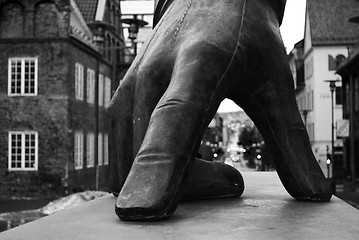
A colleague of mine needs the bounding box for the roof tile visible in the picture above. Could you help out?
[307,0,359,46]
[75,0,99,22]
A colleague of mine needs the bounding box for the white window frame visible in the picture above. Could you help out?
[308,123,315,142]
[104,77,111,108]
[74,131,84,169]
[8,131,38,171]
[98,74,104,106]
[86,133,95,168]
[87,68,95,104]
[98,132,103,166]
[75,63,84,100]
[8,57,38,96]
[104,133,109,165]
[306,90,314,111]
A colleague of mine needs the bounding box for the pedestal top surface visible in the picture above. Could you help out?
[2,172,359,240]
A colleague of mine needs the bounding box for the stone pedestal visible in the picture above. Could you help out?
[1,172,358,240]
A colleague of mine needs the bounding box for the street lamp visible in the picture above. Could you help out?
[88,21,116,51]
[120,15,148,55]
[324,80,340,179]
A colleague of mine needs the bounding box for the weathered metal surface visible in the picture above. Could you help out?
[110,0,331,220]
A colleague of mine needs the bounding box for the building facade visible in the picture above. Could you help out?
[337,45,359,187]
[198,113,224,161]
[0,0,125,198]
[290,0,359,177]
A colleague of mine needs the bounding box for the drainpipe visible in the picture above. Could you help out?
[95,56,100,191]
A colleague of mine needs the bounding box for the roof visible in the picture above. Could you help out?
[307,0,359,46]
[74,0,99,22]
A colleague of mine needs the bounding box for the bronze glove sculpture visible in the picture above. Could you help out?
[108,0,332,221]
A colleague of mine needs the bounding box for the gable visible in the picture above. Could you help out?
[69,0,97,50]
[70,0,93,37]
[303,11,312,54]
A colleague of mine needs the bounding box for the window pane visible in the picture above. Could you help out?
[10,59,22,94]
[10,133,22,169]
[335,87,342,105]
[74,132,83,169]
[24,133,36,169]
[87,69,95,104]
[24,59,36,94]
[75,64,84,100]
[98,74,104,106]
[9,58,37,95]
[86,133,94,167]
[104,77,111,108]
[9,132,37,170]
[104,134,109,165]
[98,133,103,166]
[25,154,30,168]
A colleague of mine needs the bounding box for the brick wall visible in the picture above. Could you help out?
[67,43,112,192]
[0,0,70,39]
[0,41,70,198]
[0,0,118,198]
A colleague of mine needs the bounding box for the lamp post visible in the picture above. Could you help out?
[120,15,148,55]
[91,25,104,191]
[324,80,339,179]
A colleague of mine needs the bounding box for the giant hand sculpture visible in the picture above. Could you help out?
[108,0,332,221]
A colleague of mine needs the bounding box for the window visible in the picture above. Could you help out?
[328,55,337,71]
[8,58,38,96]
[335,87,342,105]
[104,77,111,108]
[87,68,95,104]
[75,63,84,100]
[328,54,346,71]
[307,123,314,142]
[98,74,104,106]
[74,131,84,169]
[297,96,306,112]
[307,90,314,111]
[345,83,350,114]
[98,133,103,166]
[305,57,313,80]
[104,133,109,165]
[86,133,95,168]
[8,131,38,171]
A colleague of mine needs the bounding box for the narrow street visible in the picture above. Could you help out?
[224,130,256,172]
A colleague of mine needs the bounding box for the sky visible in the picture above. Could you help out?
[218,0,307,113]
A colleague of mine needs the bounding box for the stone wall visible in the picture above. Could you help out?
[0,0,113,198]
[67,42,112,193]
[0,0,70,39]
[0,41,70,198]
